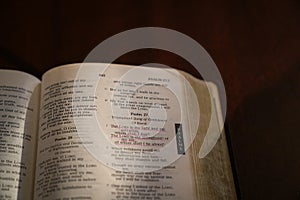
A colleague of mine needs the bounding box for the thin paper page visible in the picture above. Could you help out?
[0,70,40,200]
[34,63,199,200]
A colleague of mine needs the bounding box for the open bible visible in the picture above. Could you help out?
[0,63,236,200]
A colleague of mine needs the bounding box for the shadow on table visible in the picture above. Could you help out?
[229,66,300,200]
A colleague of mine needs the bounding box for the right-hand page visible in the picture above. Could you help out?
[34,63,236,200]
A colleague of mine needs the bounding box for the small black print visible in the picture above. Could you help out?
[175,123,185,155]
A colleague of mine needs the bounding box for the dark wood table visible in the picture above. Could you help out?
[0,1,299,199]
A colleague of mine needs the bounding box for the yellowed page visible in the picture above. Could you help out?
[182,72,237,199]
[34,63,200,200]
[0,70,40,200]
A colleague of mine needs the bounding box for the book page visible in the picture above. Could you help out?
[34,63,201,200]
[0,70,40,200]
[182,73,237,199]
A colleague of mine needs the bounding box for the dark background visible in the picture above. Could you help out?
[0,1,299,199]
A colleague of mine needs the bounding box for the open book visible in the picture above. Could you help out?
[0,63,236,200]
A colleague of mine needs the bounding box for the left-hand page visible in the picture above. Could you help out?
[0,70,41,200]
